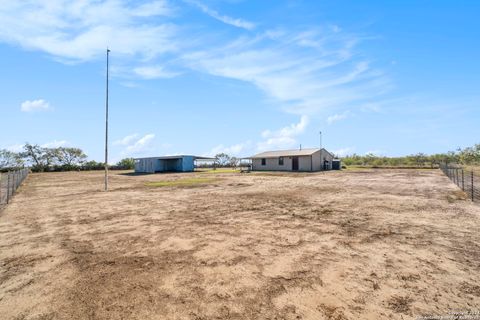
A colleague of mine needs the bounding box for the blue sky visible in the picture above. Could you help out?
[1,0,479,162]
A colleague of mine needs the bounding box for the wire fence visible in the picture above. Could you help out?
[440,164,480,202]
[0,168,29,206]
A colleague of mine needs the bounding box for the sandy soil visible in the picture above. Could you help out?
[0,169,479,320]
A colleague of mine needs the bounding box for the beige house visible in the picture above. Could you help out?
[250,148,334,172]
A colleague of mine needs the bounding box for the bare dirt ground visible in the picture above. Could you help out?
[0,169,479,320]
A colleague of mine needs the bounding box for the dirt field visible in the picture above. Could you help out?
[0,169,479,320]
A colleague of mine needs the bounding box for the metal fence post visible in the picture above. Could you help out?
[12,171,16,196]
[472,171,475,202]
[6,173,10,204]
[462,169,465,191]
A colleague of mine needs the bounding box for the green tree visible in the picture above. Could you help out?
[83,160,104,170]
[22,143,87,171]
[116,158,135,169]
[55,147,87,168]
[22,143,56,171]
[0,149,24,169]
[215,153,231,167]
[229,157,239,168]
[458,144,480,165]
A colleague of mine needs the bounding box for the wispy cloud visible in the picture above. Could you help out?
[183,29,390,116]
[332,147,354,157]
[0,1,177,62]
[122,133,156,155]
[210,116,310,155]
[257,116,309,151]
[133,65,180,79]
[4,141,68,152]
[131,1,173,17]
[327,110,352,124]
[210,141,252,156]
[21,99,51,112]
[1,2,388,118]
[4,144,24,153]
[114,133,139,146]
[41,140,68,148]
[185,0,255,30]
[365,150,384,156]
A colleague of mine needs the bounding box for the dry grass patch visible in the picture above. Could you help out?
[386,295,413,314]
[197,168,240,174]
[446,190,468,202]
[145,177,218,187]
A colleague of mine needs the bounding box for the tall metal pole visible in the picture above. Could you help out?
[319,131,322,150]
[104,48,110,191]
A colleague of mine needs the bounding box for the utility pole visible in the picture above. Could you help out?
[104,48,110,191]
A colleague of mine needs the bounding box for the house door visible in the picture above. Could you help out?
[292,157,299,171]
[323,160,329,170]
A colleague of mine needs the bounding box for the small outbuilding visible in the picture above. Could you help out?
[134,155,214,173]
[249,148,334,172]
[332,159,342,170]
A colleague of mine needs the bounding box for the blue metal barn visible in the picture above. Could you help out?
[134,155,213,173]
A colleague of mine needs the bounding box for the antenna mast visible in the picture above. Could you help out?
[104,48,110,191]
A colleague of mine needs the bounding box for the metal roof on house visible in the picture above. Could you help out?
[249,148,324,159]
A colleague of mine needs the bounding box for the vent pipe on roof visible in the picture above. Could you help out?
[299,144,302,150]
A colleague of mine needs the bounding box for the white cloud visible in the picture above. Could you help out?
[186,0,255,30]
[20,99,51,112]
[365,150,384,156]
[131,1,172,17]
[5,144,24,153]
[133,65,180,79]
[327,110,352,124]
[114,133,139,146]
[210,141,252,156]
[4,141,70,152]
[0,1,177,62]
[41,140,68,148]
[257,116,309,151]
[332,147,354,157]
[123,133,155,155]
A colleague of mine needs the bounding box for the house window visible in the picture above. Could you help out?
[261,158,266,166]
[279,157,284,165]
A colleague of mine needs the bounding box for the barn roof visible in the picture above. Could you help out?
[249,148,328,159]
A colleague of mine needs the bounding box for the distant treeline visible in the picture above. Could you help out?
[341,143,480,168]
[196,153,249,168]
[0,143,135,172]
[2,143,479,172]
